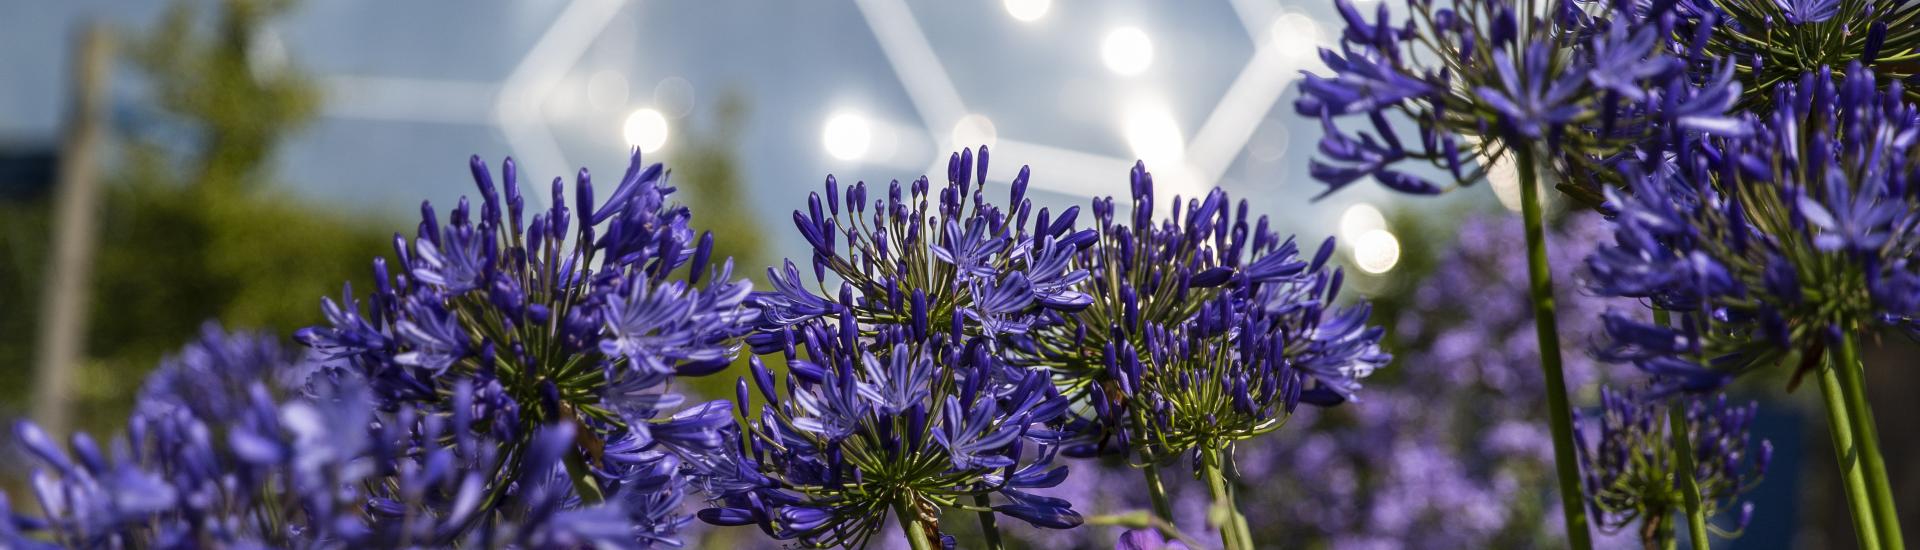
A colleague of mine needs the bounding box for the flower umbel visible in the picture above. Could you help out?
[294,150,755,545]
[1022,162,1389,460]
[1297,0,1742,201]
[1575,387,1771,545]
[702,148,1083,548]
[1588,65,1920,391]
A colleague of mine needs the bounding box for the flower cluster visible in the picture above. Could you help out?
[1587,64,1920,391]
[1296,0,1743,199]
[1017,213,1625,549]
[1575,387,1771,544]
[700,148,1083,547]
[1650,0,1919,110]
[288,151,755,544]
[751,146,1093,347]
[5,326,648,548]
[1022,162,1389,461]
[697,315,1076,548]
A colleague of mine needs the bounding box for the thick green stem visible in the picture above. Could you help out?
[895,498,935,550]
[561,449,605,505]
[1820,360,1883,549]
[1141,461,1175,522]
[1200,447,1255,550]
[1515,146,1593,550]
[972,493,1005,550]
[1669,402,1710,550]
[1834,336,1906,549]
[1658,513,1678,550]
[1132,404,1175,522]
[1653,309,1710,550]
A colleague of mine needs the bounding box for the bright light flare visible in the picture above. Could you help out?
[951,114,998,150]
[1339,203,1386,242]
[1102,27,1154,76]
[622,108,669,153]
[1353,229,1402,274]
[822,112,874,161]
[1123,101,1185,168]
[1004,0,1051,22]
[1268,13,1324,59]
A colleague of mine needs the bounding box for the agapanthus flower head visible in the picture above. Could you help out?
[703,147,1085,548]
[1297,0,1743,201]
[751,145,1093,349]
[1587,64,1920,391]
[1015,161,1387,462]
[68,326,383,547]
[133,322,298,425]
[1649,0,1920,110]
[5,326,644,548]
[294,150,754,545]
[1575,387,1771,544]
[696,312,1079,548]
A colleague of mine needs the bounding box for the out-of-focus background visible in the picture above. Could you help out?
[0,1,1910,548]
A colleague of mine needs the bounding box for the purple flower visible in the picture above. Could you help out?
[1297,0,1734,198]
[134,322,295,422]
[932,217,1010,280]
[1004,212,1627,548]
[290,150,753,546]
[1772,0,1838,23]
[748,147,1092,352]
[1575,387,1770,543]
[1658,0,1917,109]
[1022,162,1388,461]
[705,317,1080,547]
[711,148,1085,547]
[1478,43,1590,139]
[1117,529,1191,550]
[1586,65,1920,391]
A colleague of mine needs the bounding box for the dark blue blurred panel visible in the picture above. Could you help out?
[1710,398,1802,550]
[0,144,58,200]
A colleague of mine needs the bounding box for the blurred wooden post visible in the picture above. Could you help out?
[31,24,113,438]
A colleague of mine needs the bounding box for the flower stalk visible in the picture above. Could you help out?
[1515,146,1592,550]
[973,492,1006,550]
[1818,358,1882,549]
[1669,404,1708,550]
[896,499,936,550]
[1834,335,1905,549]
[1200,446,1255,550]
[1133,404,1175,522]
[1655,308,1709,550]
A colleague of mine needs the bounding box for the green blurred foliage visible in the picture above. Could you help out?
[0,0,390,434]
[665,92,781,405]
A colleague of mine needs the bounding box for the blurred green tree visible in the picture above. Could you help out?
[0,0,390,434]
[666,92,776,402]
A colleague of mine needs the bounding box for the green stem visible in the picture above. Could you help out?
[1133,404,1175,522]
[1659,513,1678,550]
[1834,335,1906,550]
[561,449,605,505]
[1200,447,1255,550]
[1141,461,1175,522]
[895,498,935,550]
[1655,309,1710,550]
[1232,499,1254,549]
[1515,146,1593,550]
[1820,358,1883,549]
[973,493,1005,550]
[1669,402,1710,550]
